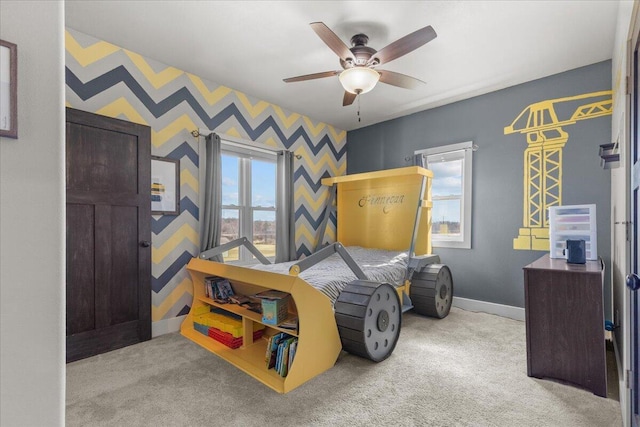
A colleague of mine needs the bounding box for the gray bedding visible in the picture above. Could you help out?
[251,246,409,304]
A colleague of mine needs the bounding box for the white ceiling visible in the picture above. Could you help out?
[65,1,620,131]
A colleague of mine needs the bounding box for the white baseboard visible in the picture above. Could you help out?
[152,315,187,338]
[452,297,525,321]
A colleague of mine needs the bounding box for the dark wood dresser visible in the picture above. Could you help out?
[523,253,606,397]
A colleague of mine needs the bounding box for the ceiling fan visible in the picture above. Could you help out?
[283,22,437,106]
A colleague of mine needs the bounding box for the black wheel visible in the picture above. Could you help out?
[334,280,402,362]
[410,264,453,318]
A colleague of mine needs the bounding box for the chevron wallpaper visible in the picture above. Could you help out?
[65,28,346,323]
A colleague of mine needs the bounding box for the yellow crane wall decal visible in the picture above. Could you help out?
[504,90,612,251]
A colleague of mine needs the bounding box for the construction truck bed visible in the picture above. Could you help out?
[182,166,454,393]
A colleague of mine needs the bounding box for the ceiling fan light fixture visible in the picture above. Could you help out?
[339,67,380,95]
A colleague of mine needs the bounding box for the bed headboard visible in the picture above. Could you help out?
[321,166,433,256]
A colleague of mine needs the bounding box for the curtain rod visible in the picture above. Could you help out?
[191,129,302,160]
[191,128,280,155]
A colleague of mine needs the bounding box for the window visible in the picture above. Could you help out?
[415,141,473,249]
[221,142,277,263]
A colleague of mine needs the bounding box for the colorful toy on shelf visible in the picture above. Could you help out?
[193,307,266,349]
[254,290,291,326]
[208,328,264,349]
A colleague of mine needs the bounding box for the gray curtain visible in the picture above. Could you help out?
[199,133,223,262]
[275,150,295,262]
[413,153,426,167]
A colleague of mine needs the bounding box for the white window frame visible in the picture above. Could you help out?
[415,141,473,249]
[221,139,278,264]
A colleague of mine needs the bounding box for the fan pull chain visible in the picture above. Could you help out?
[357,95,361,123]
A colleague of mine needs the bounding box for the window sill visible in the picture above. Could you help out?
[432,241,471,249]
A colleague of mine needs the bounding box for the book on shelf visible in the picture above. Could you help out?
[203,276,236,302]
[280,337,296,377]
[203,276,211,298]
[229,294,250,305]
[203,276,219,299]
[279,341,290,377]
[265,332,299,374]
[243,302,262,314]
[273,334,284,371]
[275,339,284,372]
[264,335,274,367]
[279,316,298,330]
[253,290,289,300]
[267,333,297,377]
[265,332,286,369]
[288,340,297,372]
[264,334,274,367]
[216,279,234,299]
[279,339,287,373]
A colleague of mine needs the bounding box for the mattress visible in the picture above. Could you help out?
[251,246,409,304]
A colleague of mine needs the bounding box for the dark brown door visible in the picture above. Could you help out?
[65,108,151,363]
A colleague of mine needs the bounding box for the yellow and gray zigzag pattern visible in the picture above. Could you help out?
[65,28,346,322]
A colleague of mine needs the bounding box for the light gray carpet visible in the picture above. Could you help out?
[66,308,622,426]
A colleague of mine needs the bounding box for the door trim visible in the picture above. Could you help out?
[627,4,640,425]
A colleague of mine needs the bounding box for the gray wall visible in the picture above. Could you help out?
[348,61,612,314]
[0,1,65,425]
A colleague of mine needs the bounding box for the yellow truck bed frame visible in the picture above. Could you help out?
[181,166,453,392]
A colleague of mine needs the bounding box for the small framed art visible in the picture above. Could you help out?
[151,156,180,215]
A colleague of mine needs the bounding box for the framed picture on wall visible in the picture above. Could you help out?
[151,156,180,215]
[0,39,18,139]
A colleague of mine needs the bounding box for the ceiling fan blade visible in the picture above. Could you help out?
[310,22,353,62]
[378,70,425,89]
[343,91,357,106]
[370,25,437,66]
[283,70,339,83]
